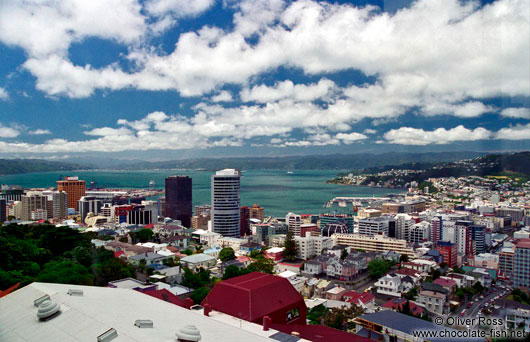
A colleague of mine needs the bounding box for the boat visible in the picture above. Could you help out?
[149,179,156,188]
[287,171,293,174]
[338,201,347,207]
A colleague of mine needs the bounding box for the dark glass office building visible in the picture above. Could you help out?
[165,176,192,227]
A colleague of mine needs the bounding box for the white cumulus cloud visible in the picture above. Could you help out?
[500,107,530,119]
[383,125,493,145]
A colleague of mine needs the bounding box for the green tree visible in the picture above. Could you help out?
[247,258,274,274]
[283,231,297,261]
[183,248,193,256]
[405,287,418,301]
[222,265,247,280]
[72,246,94,268]
[37,260,93,285]
[137,229,154,243]
[340,249,348,260]
[400,254,409,263]
[191,287,210,304]
[219,247,236,262]
[367,258,394,279]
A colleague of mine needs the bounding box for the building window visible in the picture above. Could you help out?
[286,308,300,323]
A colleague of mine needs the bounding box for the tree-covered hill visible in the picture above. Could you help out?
[0,159,88,175]
[0,223,134,290]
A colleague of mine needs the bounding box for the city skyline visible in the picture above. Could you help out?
[0,0,529,160]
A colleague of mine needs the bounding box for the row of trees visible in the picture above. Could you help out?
[307,304,364,331]
[0,223,135,290]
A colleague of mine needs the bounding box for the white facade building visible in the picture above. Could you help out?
[211,169,241,237]
[295,233,333,260]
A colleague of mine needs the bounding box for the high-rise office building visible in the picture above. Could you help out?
[286,212,301,236]
[22,191,48,221]
[165,176,192,227]
[431,216,443,244]
[211,169,241,237]
[395,214,414,241]
[436,241,458,268]
[0,198,6,222]
[78,196,103,223]
[358,217,389,236]
[52,191,68,219]
[250,204,264,221]
[0,185,24,201]
[513,239,530,288]
[240,206,250,236]
[57,177,86,211]
[471,225,486,255]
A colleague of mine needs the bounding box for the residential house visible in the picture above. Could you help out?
[343,291,376,307]
[156,266,184,285]
[128,252,170,266]
[416,290,447,316]
[180,253,217,269]
[239,242,262,255]
[376,273,404,297]
[326,286,348,301]
[432,277,457,294]
[264,247,284,261]
[382,297,424,316]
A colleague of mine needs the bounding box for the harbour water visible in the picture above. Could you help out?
[1,169,405,217]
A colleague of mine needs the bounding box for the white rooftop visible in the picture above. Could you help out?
[215,169,240,176]
[0,282,292,342]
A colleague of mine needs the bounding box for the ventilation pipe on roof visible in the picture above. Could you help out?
[203,304,211,316]
[184,297,194,309]
[36,299,60,321]
[176,325,201,342]
[263,316,271,331]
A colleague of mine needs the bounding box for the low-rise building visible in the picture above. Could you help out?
[333,233,417,259]
[416,290,446,316]
[180,253,217,269]
[326,286,348,301]
[295,233,333,260]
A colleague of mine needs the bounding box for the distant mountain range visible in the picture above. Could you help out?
[0,159,89,175]
[0,151,488,174]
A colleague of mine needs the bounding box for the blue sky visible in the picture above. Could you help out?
[0,0,529,160]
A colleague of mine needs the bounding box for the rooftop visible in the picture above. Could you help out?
[356,311,482,342]
[180,253,216,263]
[0,282,285,342]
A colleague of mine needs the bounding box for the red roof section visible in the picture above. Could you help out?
[343,291,375,305]
[202,272,305,322]
[0,283,20,298]
[516,238,530,249]
[396,268,421,277]
[271,323,373,342]
[114,251,125,258]
[383,298,424,315]
[237,256,251,263]
[433,278,457,287]
[139,288,186,307]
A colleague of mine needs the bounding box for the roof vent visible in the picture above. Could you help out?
[34,294,50,307]
[176,325,201,342]
[36,299,60,321]
[134,319,153,328]
[97,328,118,342]
[67,289,83,296]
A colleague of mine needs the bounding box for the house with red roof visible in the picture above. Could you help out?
[343,291,375,307]
[433,277,457,294]
[201,272,307,325]
[139,288,186,308]
[383,297,424,316]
